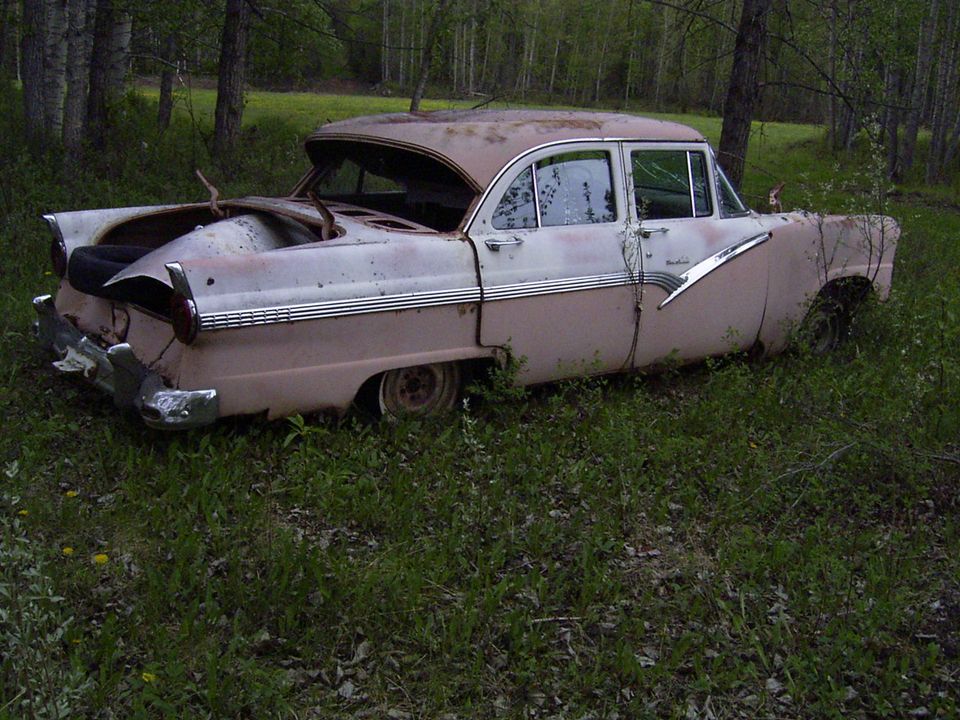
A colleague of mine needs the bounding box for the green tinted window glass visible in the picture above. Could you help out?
[631,150,692,220]
[690,152,712,217]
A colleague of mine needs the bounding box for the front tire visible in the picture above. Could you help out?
[378,362,461,417]
[802,297,847,354]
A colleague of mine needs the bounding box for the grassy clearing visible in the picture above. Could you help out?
[1,87,958,719]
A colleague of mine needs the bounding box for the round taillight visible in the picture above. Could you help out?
[51,236,67,278]
[170,294,198,345]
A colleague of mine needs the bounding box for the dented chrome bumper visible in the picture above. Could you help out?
[32,295,218,430]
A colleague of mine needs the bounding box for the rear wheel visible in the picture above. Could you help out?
[378,362,461,417]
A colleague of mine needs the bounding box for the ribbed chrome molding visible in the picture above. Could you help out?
[659,232,770,308]
[197,269,687,332]
[199,286,482,331]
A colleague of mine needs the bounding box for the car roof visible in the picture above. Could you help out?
[305,110,706,191]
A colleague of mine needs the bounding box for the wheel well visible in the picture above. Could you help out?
[353,357,496,416]
[818,276,873,311]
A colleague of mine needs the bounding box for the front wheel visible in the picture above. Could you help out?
[801,298,848,354]
[378,362,462,417]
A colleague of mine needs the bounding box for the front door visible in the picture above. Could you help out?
[622,143,770,366]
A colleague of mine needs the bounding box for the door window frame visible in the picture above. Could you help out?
[468,141,627,236]
[622,142,722,224]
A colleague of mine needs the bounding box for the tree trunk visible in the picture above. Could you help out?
[21,0,47,153]
[62,0,92,155]
[86,0,115,150]
[884,66,901,181]
[925,1,958,184]
[902,0,940,176]
[213,0,251,158]
[105,9,130,93]
[409,0,453,112]
[717,0,772,189]
[0,0,13,81]
[827,0,838,149]
[42,0,67,139]
[157,33,176,130]
[381,0,389,84]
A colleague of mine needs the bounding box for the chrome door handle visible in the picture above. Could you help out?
[484,236,524,251]
[639,226,670,238]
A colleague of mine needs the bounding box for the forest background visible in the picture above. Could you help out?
[3,0,960,188]
[2,1,960,719]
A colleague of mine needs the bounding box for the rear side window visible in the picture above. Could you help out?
[631,150,712,220]
[492,167,536,229]
[536,151,616,227]
[492,150,616,230]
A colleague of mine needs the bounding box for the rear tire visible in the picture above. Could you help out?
[378,362,461,417]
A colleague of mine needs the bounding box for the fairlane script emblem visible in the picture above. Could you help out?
[666,256,690,266]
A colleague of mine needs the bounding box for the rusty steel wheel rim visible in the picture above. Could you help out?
[378,362,461,417]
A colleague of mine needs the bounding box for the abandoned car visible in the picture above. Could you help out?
[33,110,898,429]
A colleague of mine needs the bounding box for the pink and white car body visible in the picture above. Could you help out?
[33,110,898,429]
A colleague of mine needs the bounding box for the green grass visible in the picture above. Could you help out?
[1,86,958,719]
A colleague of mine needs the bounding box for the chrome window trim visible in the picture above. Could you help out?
[686,151,696,218]
[531,161,543,227]
[622,142,716,223]
[466,138,686,233]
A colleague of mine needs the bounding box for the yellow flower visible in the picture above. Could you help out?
[141,672,158,684]
[65,490,79,498]
[93,553,109,565]
[749,442,758,449]
[62,546,75,556]
[17,509,29,516]
[71,638,81,644]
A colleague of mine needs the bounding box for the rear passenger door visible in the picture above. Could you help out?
[622,143,770,365]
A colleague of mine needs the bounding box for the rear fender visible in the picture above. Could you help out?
[45,204,210,279]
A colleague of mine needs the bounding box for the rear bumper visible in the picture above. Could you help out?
[32,295,218,430]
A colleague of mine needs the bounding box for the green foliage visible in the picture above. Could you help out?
[0,499,92,719]
[0,90,958,718]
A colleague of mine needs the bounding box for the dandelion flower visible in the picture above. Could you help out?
[65,490,79,498]
[141,672,157,683]
[93,553,109,565]
[749,442,758,449]
[62,546,75,556]
[17,509,29,517]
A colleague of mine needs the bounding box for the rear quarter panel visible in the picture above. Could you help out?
[173,231,486,418]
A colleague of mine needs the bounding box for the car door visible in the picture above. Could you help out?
[622,143,770,366]
[467,143,640,384]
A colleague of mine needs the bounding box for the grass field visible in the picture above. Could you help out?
[1,86,958,719]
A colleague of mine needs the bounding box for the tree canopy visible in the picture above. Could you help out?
[2,0,958,184]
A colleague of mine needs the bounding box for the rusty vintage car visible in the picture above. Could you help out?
[33,110,898,429]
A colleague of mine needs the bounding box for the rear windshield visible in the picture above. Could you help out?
[299,140,477,232]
